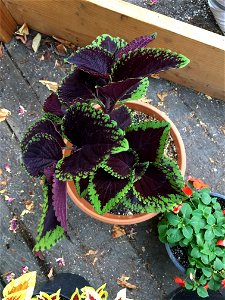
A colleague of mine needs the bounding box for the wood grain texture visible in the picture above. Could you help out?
[2,0,225,100]
[0,0,16,42]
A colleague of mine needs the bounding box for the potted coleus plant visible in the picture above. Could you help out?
[21,33,190,251]
[2,271,131,300]
[158,177,225,298]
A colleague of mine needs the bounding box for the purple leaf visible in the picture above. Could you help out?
[21,119,64,151]
[43,93,64,117]
[67,47,113,79]
[62,102,124,147]
[96,78,141,112]
[116,33,157,59]
[134,162,180,199]
[22,134,62,177]
[56,144,114,180]
[105,151,136,178]
[112,48,190,81]
[75,176,89,197]
[40,181,61,237]
[109,106,132,129]
[58,69,101,104]
[91,34,127,55]
[52,175,67,231]
[125,121,170,163]
[99,36,118,55]
[89,168,131,212]
[44,163,57,183]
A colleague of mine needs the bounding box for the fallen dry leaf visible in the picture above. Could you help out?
[15,23,29,36]
[52,36,77,49]
[150,73,160,79]
[39,80,58,92]
[32,33,42,53]
[221,125,225,135]
[15,23,29,44]
[84,249,98,256]
[92,257,98,266]
[117,275,137,289]
[0,168,2,176]
[47,267,54,279]
[157,91,168,102]
[112,225,126,238]
[24,200,34,211]
[56,43,67,55]
[0,180,7,186]
[0,189,7,194]
[39,51,51,61]
[0,42,4,58]
[0,108,11,122]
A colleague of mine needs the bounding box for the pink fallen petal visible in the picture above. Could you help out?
[21,265,29,274]
[6,272,15,282]
[9,217,18,233]
[56,257,65,266]
[18,105,27,116]
[5,195,15,203]
[3,163,11,173]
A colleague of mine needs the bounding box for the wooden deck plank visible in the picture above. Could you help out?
[0,0,16,43]
[2,0,225,100]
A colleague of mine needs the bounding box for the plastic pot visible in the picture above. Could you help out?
[167,287,225,300]
[66,100,186,225]
[34,273,90,299]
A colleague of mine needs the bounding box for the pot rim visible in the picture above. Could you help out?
[67,100,186,225]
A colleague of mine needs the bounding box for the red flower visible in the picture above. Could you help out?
[221,279,225,288]
[173,204,182,213]
[204,283,209,290]
[188,176,209,190]
[182,186,193,196]
[222,210,225,215]
[216,240,225,247]
[175,277,185,287]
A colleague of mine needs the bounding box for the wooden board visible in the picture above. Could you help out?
[2,0,225,100]
[0,0,16,42]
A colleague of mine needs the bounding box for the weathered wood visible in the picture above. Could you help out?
[2,0,225,100]
[0,0,16,42]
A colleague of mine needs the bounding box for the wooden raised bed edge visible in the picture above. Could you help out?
[1,0,225,101]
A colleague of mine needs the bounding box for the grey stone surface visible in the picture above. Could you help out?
[0,23,224,299]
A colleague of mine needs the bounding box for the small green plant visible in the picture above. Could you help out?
[158,177,225,298]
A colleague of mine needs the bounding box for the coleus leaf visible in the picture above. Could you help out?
[34,177,65,251]
[116,33,157,59]
[62,102,126,147]
[88,168,133,214]
[66,47,113,79]
[133,157,185,212]
[58,69,102,105]
[43,93,64,117]
[125,120,170,163]
[52,174,67,231]
[21,118,64,151]
[102,150,137,178]
[22,133,62,177]
[91,33,127,55]
[96,78,142,112]
[109,105,132,130]
[75,176,90,198]
[56,144,113,180]
[111,48,190,81]
[57,103,129,180]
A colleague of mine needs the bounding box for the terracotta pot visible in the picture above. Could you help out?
[67,101,186,225]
